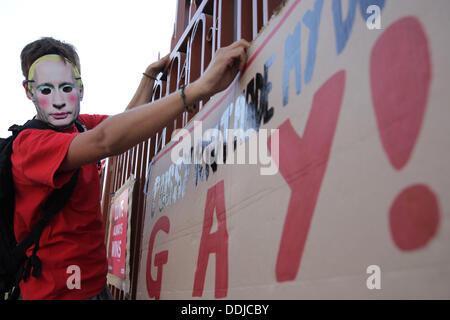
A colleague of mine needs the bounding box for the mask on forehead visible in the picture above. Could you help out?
[25,54,83,94]
[24,54,84,129]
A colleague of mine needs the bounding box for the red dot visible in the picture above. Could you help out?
[389,184,440,251]
[370,17,431,170]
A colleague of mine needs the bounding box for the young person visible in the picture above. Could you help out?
[13,36,249,299]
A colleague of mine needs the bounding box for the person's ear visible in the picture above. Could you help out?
[79,86,84,101]
[22,81,33,100]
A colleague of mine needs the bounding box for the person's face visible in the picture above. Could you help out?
[26,59,82,128]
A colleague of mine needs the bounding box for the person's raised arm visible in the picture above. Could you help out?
[58,39,250,172]
[125,54,170,111]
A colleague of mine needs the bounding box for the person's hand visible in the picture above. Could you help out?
[145,53,171,77]
[192,39,250,100]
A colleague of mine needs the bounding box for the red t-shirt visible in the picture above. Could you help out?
[12,114,109,300]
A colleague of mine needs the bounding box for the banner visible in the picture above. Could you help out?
[137,0,450,299]
[107,176,135,294]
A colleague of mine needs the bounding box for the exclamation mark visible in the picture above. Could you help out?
[370,17,440,251]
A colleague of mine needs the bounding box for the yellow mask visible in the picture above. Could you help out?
[26,54,83,95]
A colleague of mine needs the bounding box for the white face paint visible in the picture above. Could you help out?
[29,59,82,128]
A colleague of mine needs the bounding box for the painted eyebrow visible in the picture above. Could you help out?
[59,82,75,88]
[36,82,75,90]
[36,83,55,90]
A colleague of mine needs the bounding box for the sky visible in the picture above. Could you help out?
[0,0,176,137]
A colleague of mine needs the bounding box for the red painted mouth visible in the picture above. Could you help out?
[51,112,70,120]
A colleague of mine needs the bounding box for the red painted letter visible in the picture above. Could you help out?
[193,180,229,298]
[269,70,346,282]
[146,216,170,300]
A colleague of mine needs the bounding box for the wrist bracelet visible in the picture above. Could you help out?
[180,85,196,113]
[143,72,158,81]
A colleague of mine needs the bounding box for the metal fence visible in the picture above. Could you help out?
[101,0,285,300]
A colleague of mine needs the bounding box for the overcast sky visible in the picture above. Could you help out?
[0,0,176,137]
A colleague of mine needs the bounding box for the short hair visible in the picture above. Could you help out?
[20,37,81,79]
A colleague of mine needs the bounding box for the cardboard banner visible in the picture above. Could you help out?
[107,176,135,294]
[137,0,450,299]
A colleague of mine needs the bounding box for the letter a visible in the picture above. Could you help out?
[66,265,81,290]
[193,180,229,298]
[366,5,381,30]
[366,265,381,289]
